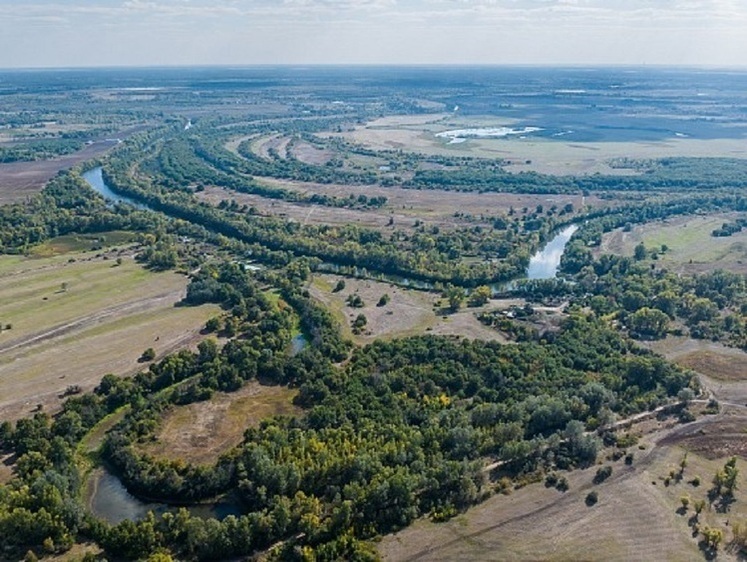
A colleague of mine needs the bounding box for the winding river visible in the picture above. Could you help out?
[82,171,578,522]
[82,167,578,283]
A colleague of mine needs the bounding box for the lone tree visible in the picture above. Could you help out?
[445,285,464,312]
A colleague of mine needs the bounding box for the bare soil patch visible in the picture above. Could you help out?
[142,382,300,465]
[661,416,747,460]
[0,453,14,485]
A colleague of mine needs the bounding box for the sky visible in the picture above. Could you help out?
[2,0,747,68]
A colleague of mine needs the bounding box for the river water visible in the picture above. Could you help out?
[82,167,150,210]
[82,167,577,282]
[87,468,242,524]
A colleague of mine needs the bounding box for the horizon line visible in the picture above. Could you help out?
[3,62,747,73]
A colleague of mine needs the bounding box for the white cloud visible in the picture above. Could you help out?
[1,0,747,66]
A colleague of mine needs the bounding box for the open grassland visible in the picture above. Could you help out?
[379,411,747,562]
[308,274,508,345]
[326,115,747,176]
[599,214,747,275]
[140,382,300,465]
[0,250,219,420]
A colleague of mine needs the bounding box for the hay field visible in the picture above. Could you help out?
[599,214,747,275]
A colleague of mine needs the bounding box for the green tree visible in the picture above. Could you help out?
[627,307,670,339]
[468,286,492,307]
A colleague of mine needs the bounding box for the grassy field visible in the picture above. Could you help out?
[0,249,219,420]
[599,214,747,275]
[140,381,300,465]
[308,274,508,345]
[379,411,747,562]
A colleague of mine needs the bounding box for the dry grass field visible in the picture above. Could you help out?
[308,274,508,345]
[196,179,597,234]
[379,409,747,562]
[599,214,747,275]
[646,336,747,410]
[140,381,300,465]
[0,248,219,421]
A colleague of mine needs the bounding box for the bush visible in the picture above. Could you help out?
[593,466,613,484]
[140,347,156,362]
[585,491,599,506]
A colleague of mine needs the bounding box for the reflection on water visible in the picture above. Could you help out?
[526,225,579,280]
[88,468,242,524]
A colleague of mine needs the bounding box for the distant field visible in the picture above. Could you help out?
[140,381,300,465]
[327,115,747,176]
[599,214,747,275]
[0,249,219,420]
[379,415,747,562]
[0,142,108,204]
[308,274,508,344]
